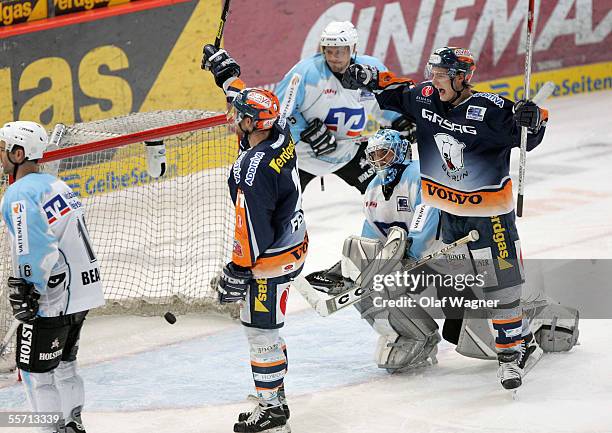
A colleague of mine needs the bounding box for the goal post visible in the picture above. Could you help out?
[0,110,237,371]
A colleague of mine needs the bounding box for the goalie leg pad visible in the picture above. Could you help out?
[456,310,498,360]
[524,302,579,352]
[355,288,440,372]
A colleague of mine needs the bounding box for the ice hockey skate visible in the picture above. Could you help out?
[238,388,290,421]
[497,351,522,390]
[233,398,290,433]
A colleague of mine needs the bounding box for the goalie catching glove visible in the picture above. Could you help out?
[300,119,337,156]
[8,277,40,322]
[218,262,252,304]
[201,44,241,88]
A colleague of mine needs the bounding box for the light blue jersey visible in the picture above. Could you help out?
[276,53,399,176]
[1,173,104,317]
[361,160,441,259]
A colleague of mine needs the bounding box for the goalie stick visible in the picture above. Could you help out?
[294,230,480,317]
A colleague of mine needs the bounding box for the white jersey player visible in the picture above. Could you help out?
[0,121,104,433]
[275,21,415,193]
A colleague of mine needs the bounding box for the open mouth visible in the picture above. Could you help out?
[437,88,446,96]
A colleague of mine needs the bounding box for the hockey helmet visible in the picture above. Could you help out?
[0,121,48,160]
[320,21,358,54]
[229,88,280,130]
[425,47,476,83]
[366,129,411,185]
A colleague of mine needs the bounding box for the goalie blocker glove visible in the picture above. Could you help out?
[300,118,337,156]
[341,64,380,91]
[201,44,241,88]
[218,262,252,304]
[8,277,40,322]
[513,100,546,133]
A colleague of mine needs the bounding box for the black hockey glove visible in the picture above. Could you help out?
[341,64,379,91]
[513,100,543,132]
[390,115,417,143]
[201,44,241,88]
[8,277,40,322]
[218,262,252,304]
[300,119,337,156]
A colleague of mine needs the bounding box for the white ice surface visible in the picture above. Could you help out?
[1,91,611,432]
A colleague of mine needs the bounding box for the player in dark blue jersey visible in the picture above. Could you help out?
[341,46,548,391]
[203,45,307,433]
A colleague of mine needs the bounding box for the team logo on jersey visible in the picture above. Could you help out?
[397,196,410,211]
[434,133,469,181]
[325,107,366,137]
[10,201,29,256]
[43,194,71,224]
[422,86,434,97]
[466,105,487,121]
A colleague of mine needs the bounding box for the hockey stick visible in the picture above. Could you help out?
[0,319,19,359]
[214,0,231,49]
[294,230,479,317]
[201,0,231,71]
[516,0,536,217]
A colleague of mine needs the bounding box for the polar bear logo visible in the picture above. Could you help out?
[434,133,466,173]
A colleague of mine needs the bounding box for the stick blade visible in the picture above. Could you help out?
[532,81,555,105]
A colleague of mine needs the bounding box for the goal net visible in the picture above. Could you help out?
[0,110,237,371]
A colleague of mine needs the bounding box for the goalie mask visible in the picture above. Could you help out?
[366,129,411,185]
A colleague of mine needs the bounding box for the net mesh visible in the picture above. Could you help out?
[0,110,238,372]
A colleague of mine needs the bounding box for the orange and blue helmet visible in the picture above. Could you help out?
[229,88,280,130]
[426,47,476,83]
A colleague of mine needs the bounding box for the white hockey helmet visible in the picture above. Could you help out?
[0,121,48,160]
[320,21,358,54]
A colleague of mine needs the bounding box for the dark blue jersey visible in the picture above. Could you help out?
[374,80,546,217]
[228,120,308,278]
